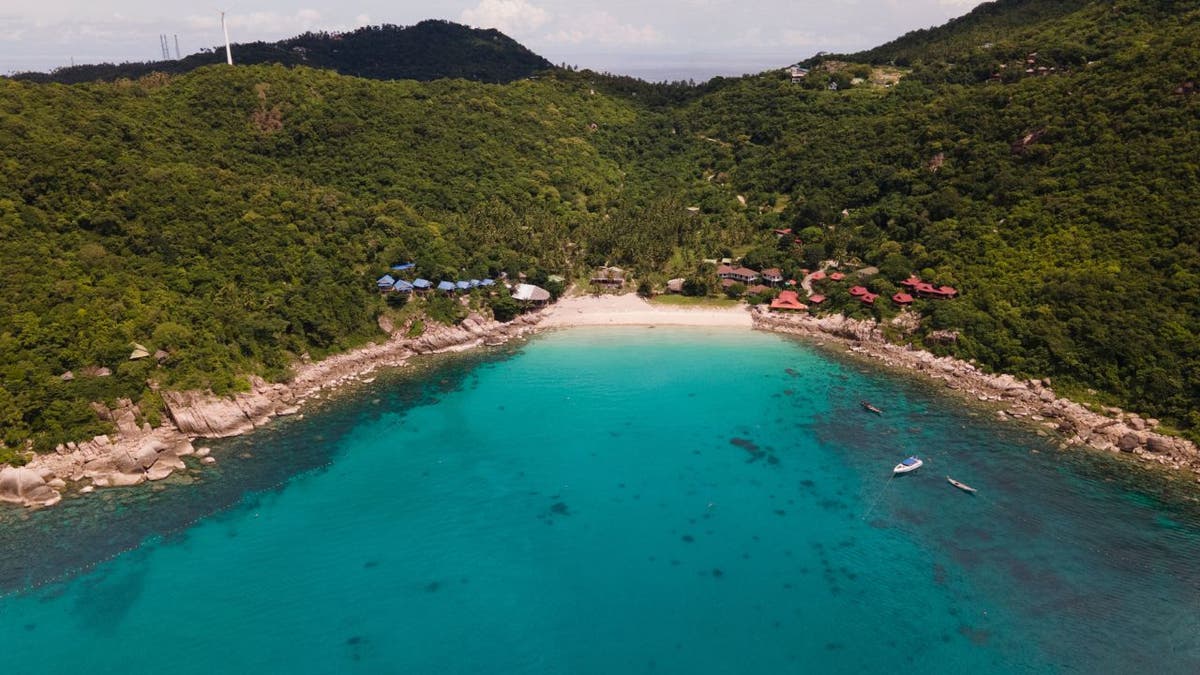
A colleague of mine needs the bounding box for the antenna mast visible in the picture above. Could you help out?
[220,11,234,65]
[174,34,181,59]
[160,34,171,60]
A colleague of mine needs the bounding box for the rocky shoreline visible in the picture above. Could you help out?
[0,311,545,508]
[5,300,1198,509]
[752,309,1200,480]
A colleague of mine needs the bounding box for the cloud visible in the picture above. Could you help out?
[460,0,549,36]
[186,9,330,36]
[542,11,665,47]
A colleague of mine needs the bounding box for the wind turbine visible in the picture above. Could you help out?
[220,11,234,65]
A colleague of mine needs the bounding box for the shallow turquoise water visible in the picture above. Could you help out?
[2,327,1199,673]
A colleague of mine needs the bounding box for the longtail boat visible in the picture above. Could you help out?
[947,476,977,493]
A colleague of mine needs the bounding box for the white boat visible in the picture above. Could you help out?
[893,456,923,474]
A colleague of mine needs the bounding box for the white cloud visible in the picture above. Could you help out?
[460,0,549,36]
[542,11,665,47]
[186,10,330,35]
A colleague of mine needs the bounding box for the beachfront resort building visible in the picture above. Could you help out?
[770,290,808,311]
[511,283,551,307]
[591,267,626,287]
[717,265,760,284]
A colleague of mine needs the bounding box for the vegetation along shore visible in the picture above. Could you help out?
[4,290,1196,509]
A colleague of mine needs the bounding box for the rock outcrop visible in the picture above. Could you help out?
[0,466,62,507]
[753,309,1200,478]
[12,308,547,508]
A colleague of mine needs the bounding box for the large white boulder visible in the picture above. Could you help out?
[0,466,62,507]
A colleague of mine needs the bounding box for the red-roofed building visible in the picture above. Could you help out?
[810,270,827,281]
[900,276,922,288]
[747,284,771,295]
[829,272,845,281]
[848,286,869,296]
[770,290,808,311]
[808,294,826,304]
[761,268,784,285]
[860,292,878,305]
[773,228,793,237]
[892,292,913,305]
[786,279,798,286]
[913,281,958,298]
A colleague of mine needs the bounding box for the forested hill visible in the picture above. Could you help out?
[838,0,1093,67]
[1,0,1199,458]
[9,21,554,85]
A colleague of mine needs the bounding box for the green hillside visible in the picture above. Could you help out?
[2,0,1199,459]
[10,21,553,85]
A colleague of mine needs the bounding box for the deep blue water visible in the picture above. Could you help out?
[1,327,1198,673]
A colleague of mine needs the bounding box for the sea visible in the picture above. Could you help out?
[1,327,1198,674]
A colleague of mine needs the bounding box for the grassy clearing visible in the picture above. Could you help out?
[649,295,741,308]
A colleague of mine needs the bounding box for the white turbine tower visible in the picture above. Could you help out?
[220,11,234,65]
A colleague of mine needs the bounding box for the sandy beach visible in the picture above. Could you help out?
[540,294,753,328]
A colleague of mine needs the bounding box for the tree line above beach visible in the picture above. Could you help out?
[1,0,1198,459]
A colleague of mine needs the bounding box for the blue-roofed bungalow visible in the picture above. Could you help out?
[393,280,414,293]
[391,262,415,272]
[437,280,456,293]
[413,278,433,292]
[376,274,396,291]
[469,279,481,288]
[455,281,470,291]
[480,278,495,287]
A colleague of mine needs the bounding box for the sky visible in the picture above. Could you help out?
[0,1,985,80]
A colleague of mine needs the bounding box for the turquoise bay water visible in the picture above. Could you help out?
[1,327,1199,673]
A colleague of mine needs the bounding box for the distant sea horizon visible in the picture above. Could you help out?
[566,53,797,83]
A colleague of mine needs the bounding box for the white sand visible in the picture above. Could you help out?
[540,294,753,328]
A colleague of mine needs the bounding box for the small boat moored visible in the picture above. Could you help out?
[947,476,977,493]
[860,400,883,415]
[893,456,923,474]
